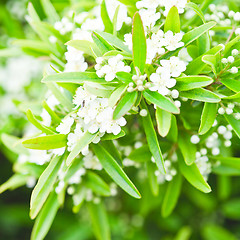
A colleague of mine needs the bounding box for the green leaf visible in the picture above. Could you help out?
[113,91,138,120]
[101,140,122,166]
[112,5,120,36]
[224,114,240,139]
[66,132,97,166]
[116,72,133,84]
[87,201,111,240]
[178,131,196,165]
[182,21,216,46]
[186,2,205,22]
[140,100,166,174]
[95,31,132,53]
[199,103,217,135]
[30,155,63,219]
[186,44,224,75]
[210,156,240,170]
[31,192,60,240]
[222,198,240,220]
[42,100,62,124]
[92,144,141,199]
[161,173,182,217]
[0,174,28,194]
[202,55,217,76]
[101,0,113,33]
[1,133,29,155]
[26,109,56,134]
[221,78,240,93]
[101,130,125,141]
[103,50,132,60]
[28,2,41,22]
[132,12,146,74]
[86,172,111,196]
[128,145,152,162]
[180,88,221,103]
[178,152,211,193]
[92,31,115,56]
[46,82,73,112]
[108,84,128,107]
[0,48,22,57]
[22,134,67,150]
[156,108,172,137]
[147,162,159,196]
[175,76,213,91]
[202,224,237,240]
[13,39,50,55]
[42,72,107,84]
[167,115,178,142]
[40,0,60,24]
[66,40,99,57]
[164,6,180,33]
[143,90,180,114]
[174,226,192,240]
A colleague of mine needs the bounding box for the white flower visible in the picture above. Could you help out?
[73,86,96,108]
[54,17,74,35]
[124,33,132,50]
[161,0,188,16]
[64,46,88,73]
[83,151,102,170]
[68,168,86,184]
[95,55,131,81]
[139,8,160,28]
[160,56,186,77]
[178,48,192,63]
[149,67,176,95]
[163,31,184,51]
[56,116,74,134]
[136,0,160,9]
[190,135,200,144]
[146,30,166,63]
[105,0,131,30]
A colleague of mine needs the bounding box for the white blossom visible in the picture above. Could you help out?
[139,8,160,28]
[160,56,186,77]
[149,67,176,95]
[56,116,74,134]
[83,151,102,170]
[95,55,131,82]
[163,31,184,51]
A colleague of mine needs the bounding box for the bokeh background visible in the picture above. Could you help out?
[1,0,240,239]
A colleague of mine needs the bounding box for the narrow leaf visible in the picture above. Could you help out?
[199,103,217,135]
[92,144,141,199]
[113,91,138,120]
[31,192,60,240]
[22,134,67,150]
[143,90,180,114]
[101,0,113,33]
[66,132,97,166]
[26,109,56,134]
[224,114,240,139]
[178,131,196,165]
[140,100,166,174]
[156,108,172,137]
[180,88,221,103]
[178,152,211,193]
[87,201,111,240]
[132,12,146,74]
[162,173,182,217]
[164,6,180,33]
[175,76,213,91]
[30,155,63,219]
